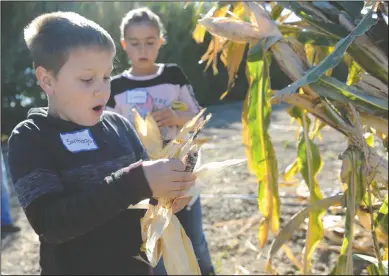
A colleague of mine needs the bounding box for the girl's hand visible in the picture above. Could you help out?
[151,108,178,127]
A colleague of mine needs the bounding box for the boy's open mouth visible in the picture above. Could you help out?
[92,105,103,112]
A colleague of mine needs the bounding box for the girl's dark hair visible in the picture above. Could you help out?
[120,7,165,40]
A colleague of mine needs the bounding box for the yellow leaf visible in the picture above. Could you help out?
[132,109,163,158]
[258,218,269,248]
[192,24,207,44]
[282,159,300,181]
[242,91,255,173]
[220,42,247,99]
[231,1,246,19]
[214,4,230,17]
[219,90,229,100]
[364,132,375,147]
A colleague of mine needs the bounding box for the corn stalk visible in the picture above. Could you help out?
[189,0,388,274]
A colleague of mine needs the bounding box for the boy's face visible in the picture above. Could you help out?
[121,23,163,71]
[37,47,114,126]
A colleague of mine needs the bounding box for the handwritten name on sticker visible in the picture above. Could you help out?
[126,89,148,104]
[60,129,99,153]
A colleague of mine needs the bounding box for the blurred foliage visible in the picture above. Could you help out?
[0,1,348,139]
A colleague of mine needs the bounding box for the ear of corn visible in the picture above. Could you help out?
[130,106,245,274]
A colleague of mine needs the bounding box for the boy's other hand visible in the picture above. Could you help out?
[141,159,196,198]
[151,108,178,128]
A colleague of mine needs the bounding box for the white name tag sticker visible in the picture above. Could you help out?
[126,89,148,104]
[60,129,99,153]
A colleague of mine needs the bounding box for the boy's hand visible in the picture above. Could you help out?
[142,159,196,198]
[151,108,178,128]
[172,197,193,213]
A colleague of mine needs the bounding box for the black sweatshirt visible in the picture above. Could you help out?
[7,107,152,275]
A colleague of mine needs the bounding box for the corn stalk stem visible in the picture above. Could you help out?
[302,113,313,274]
[366,179,385,273]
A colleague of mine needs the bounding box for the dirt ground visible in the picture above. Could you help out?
[1,101,387,275]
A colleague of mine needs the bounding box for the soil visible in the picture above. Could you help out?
[1,101,387,275]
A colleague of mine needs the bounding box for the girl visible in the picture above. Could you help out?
[107,7,215,275]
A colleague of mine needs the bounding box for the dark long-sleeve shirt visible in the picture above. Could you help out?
[7,107,152,275]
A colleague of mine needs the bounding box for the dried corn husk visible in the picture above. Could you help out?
[129,107,246,275]
[198,17,261,44]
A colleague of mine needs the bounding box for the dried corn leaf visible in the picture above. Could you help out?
[132,109,163,159]
[243,2,283,39]
[198,17,260,44]
[220,41,247,100]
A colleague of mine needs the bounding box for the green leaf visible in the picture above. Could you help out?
[271,3,284,20]
[332,2,364,19]
[282,159,300,181]
[279,1,349,38]
[367,264,381,275]
[375,195,388,235]
[308,76,388,118]
[311,1,341,17]
[248,36,281,62]
[275,9,378,99]
[292,109,325,273]
[365,132,375,147]
[346,58,365,85]
[354,254,388,275]
[243,43,280,248]
[267,195,344,266]
[278,25,338,46]
[333,148,367,275]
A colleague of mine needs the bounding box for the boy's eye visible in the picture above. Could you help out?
[104,77,110,81]
[147,41,155,46]
[131,43,139,46]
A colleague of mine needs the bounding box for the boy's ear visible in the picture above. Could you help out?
[36,66,55,96]
[120,39,127,50]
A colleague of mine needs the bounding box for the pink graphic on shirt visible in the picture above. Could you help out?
[135,92,154,114]
[127,89,155,118]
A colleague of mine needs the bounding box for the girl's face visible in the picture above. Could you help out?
[121,23,163,73]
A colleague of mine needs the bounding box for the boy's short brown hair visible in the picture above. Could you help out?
[24,11,116,76]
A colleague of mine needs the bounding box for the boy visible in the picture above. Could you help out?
[7,11,194,275]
